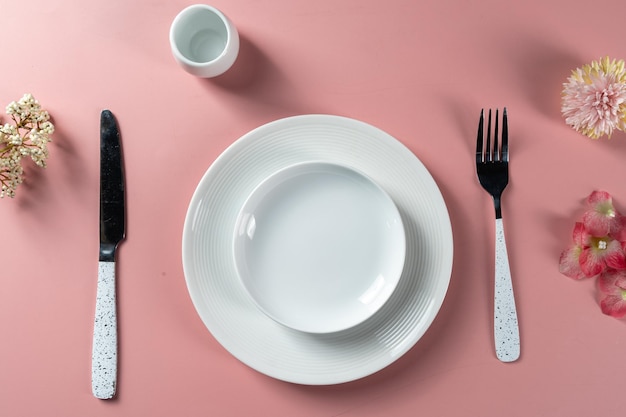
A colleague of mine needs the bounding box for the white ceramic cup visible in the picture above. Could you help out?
[169,4,240,78]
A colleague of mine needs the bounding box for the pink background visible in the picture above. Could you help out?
[1,0,626,415]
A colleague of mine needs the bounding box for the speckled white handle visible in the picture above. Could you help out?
[494,218,520,362]
[92,261,117,399]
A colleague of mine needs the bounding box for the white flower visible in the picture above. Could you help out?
[0,93,54,197]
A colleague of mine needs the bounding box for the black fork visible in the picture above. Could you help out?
[476,108,520,362]
[476,109,509,218]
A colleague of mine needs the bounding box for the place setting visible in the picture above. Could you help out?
[85,2,626,398]
[4,1,626,415]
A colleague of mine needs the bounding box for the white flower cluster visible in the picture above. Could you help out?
[0,94,54,197]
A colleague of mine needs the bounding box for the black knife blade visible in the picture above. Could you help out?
[92,109,125,400]
[99,110,125,259]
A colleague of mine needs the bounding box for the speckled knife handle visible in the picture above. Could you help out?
[494,218,520,362]
[92,261,117,399]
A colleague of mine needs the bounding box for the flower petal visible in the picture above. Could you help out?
[587,190,613,207]
[598,271,626,317]
[610,214,626,242]
[559,246,587,279]
[572,222,588,246]
[582,191,620,236]
[600,293,626,318]
[579,247,606,277]
[599,270,622,293]
[603,239,626,270]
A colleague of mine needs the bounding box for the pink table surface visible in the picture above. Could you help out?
[1,0,626,416]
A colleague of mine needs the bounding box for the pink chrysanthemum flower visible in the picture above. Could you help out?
[561,56,626,139]
[598,270,626,318]
[582,190,622,237]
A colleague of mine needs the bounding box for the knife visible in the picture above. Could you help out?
[92,110,125,399]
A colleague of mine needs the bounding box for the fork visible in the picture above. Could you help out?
[476,108,520,362]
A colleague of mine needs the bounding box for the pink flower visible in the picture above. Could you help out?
[559,221,626,279]
[559,222,587,279]
[582,190,622,236]
[598,270,626,318]
[579,235,626,277]
[560,190,626,318]
[561,56,626,139]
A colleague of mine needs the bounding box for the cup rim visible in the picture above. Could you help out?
[169,4,236,68]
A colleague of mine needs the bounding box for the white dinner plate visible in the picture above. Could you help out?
[233,161,406,334]
[182,114,453,385]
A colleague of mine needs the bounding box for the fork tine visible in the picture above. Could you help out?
[501,107,509,162]
[476,109,484,163]
[494,109,499,161]
[486,109,492,162]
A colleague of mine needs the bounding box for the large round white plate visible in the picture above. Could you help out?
[182,114,453,385]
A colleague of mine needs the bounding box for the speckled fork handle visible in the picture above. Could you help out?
[92,261,117,399]
[494,218,520,362]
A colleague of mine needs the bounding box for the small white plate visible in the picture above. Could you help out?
[182,114,453,385]
[233,162,405,334]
